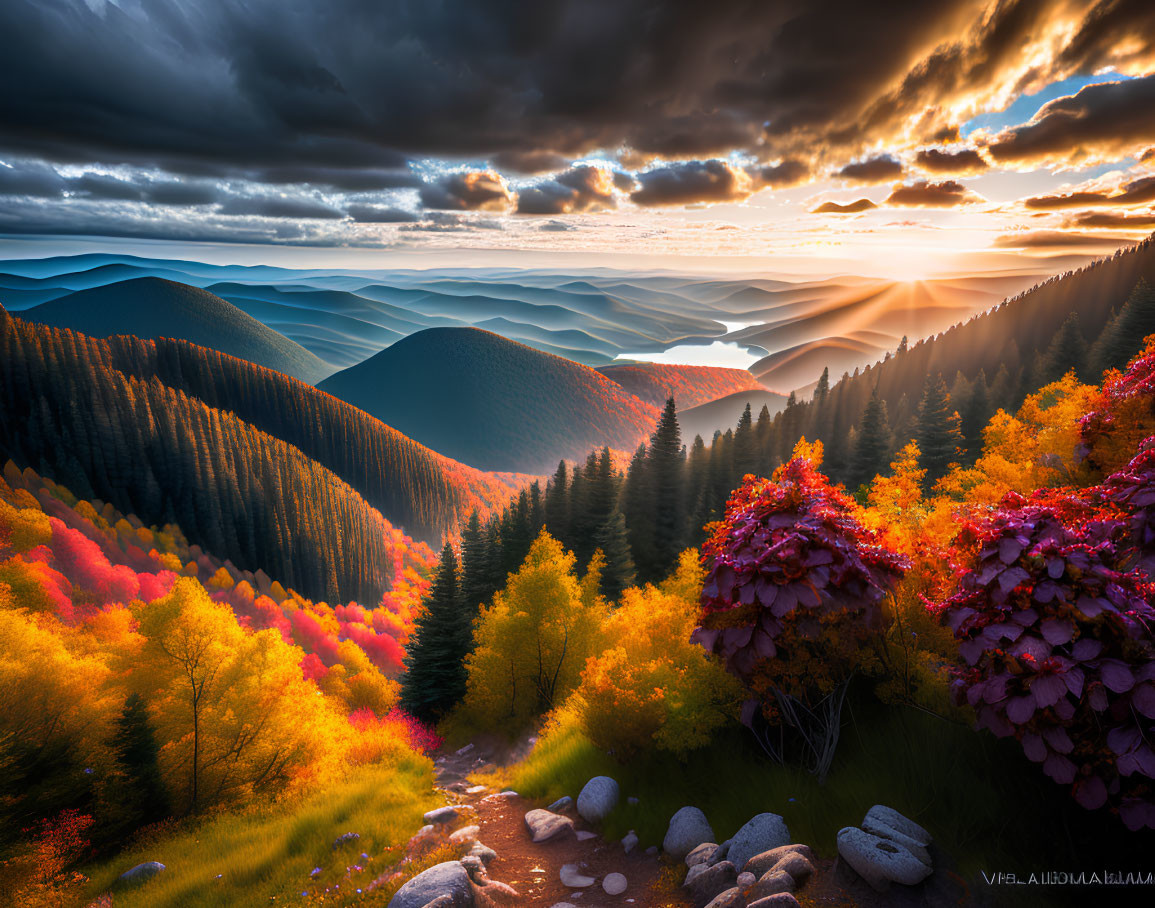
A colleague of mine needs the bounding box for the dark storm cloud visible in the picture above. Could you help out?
[248,166,420,191]
[71,173,223,206]
[750,160,811,189]
[217,197,346,219]
[346,204,420,223]
[812,198,878,214]
[836,156,904,184]
[1023,176,1155,209]
[884,179,980,207]
[491,151,572,175]
[419,171,515,211]
[986,74,1155,167]
[0,160,66,197]
[516,165,618,215]
[630,160,754,207]
[5,0,1154,182]
[914,147,989,175]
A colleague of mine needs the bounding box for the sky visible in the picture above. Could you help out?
[1,0,1155,277]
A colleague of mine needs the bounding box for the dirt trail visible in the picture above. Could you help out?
[432,740,691,907]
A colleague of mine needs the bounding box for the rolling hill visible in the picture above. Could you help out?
[22,277,334,384]
[679,389,791,443]
[596,362,766,409]
[318,327,660,473]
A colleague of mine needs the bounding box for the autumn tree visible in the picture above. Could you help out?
[460,530,605,729]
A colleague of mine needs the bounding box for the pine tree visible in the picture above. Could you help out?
[401,543,465,721]
[595,509,636,602]
[1091,278,1155,375]
[544,461,569,540]
[915,374,964,486]
[622,443,654,578]
[813,367,830,402]
[459,510,491,616]
[111,693,170,828]
[645,398,686,582]
[732,402,758,478]
[849,390,891,491]
[960,368,990,460]
[1036,311,1088,385]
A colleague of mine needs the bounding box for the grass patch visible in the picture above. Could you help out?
[503,689,1146,887]
[82,755,436,908]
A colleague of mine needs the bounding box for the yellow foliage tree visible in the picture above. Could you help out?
[461,530,606,729]
[576,549,743,758]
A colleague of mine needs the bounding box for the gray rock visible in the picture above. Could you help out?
[559,863,596,888]
[603,872,628,895]
[861,816,930,866]
[459,855,485,880]
[684,860,737,907]
[864,805,930,846]
[115,862,165,888]
[423,806,459,825]
[577,776,620,823]
[469,841,497,865]
[449,825,481,846]
[726,814,791,876]
[548,796,574,812]
[387,861,474,908]
[466,785,488,795]
[524,808,574,843]
[743,844,814,878]
[746,869,794,900]
[686,842,718,867]
[708,840,731,865]
[746,895,801,908]
[575,830,598,841]
[645,845,659,856]
[704,888,744,908]
[771,851,814,887]
[418,897,455,908]
[836,826,932,892]
[622,830,639,854]
[456,743,475,755]
[333,832,361,849]
[736,872,756,888]
[663,806,716,860]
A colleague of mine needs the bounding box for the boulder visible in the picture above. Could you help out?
[115,862,165,889]
[746,895,802,908]
[333,832,361,850]
[559,863,596,888]
[704,888,744,908]
[864,805,930,846]
[524,809,574,843]
[745,869,794,901]
[548,796,574,812]
[860,816,930,866]
[663,807,716,860]
[424,806,459,825]
[418,897,455,908]
[836,827,932,892]
[726,814,791,875]
[449,825,481,846]
[771,851,814,887]
[686,842,718,867]
[622,830,639,853]
[684,860,737,907]
[469,842,497,866]
[708,840,731,865]
[577,776,620,823]
[602,872,628,895]
[387,861,474,908]
[742,844,814,878]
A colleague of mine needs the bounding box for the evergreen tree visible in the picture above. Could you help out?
[813,367,830,402]
[459,510,491,616]
[622,443,653,575]
[111,693,169,828]
[915,374,964,485]
[849,390,891,491]
[960,368,990,460]
[401,543,465,721]
[1036,311,1088,385]
[544,461,569,540]
[645,398,686,582]
[732,403,758,478]
[1091,279,1155,375]
[595,509,636,602]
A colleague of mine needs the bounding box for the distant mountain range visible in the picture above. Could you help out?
[318,327,661,473]
[0,252,1054,393]
[22,277,333,384]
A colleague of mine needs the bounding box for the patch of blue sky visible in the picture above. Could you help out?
[960,71,1132,137]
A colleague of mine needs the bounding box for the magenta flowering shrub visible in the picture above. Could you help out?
[1102,438,1155,577]
[692,457,909,710]
[938,487,1155,830]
